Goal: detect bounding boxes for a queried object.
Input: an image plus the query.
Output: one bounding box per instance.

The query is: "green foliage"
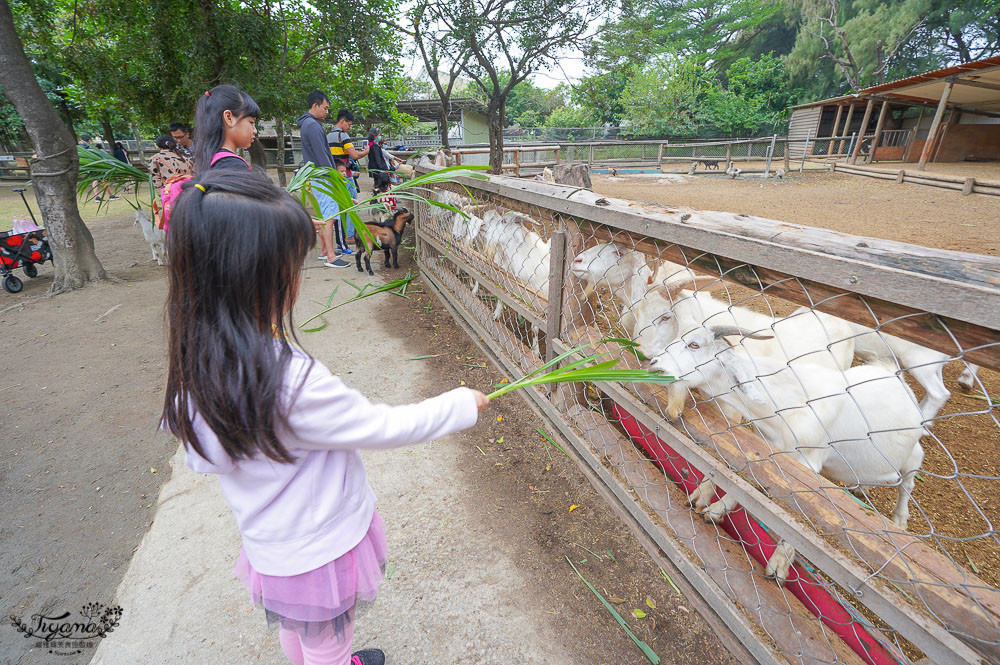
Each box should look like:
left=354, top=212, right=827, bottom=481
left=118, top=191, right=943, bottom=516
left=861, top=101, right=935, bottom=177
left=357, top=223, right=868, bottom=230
left=708, top=53, right=796, bottom=135
left=572, top=72, right=627, bottom=125
left=6, top=0, right=413, bottom=142
left=544, top=105, right=594, bottom=128
left=618, top=57, right=717, bottom=136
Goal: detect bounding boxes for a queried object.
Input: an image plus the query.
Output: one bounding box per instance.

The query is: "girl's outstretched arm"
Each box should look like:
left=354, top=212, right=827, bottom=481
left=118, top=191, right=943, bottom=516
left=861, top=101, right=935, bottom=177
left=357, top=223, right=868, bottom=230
left=286, top=364, right=485, bottom=452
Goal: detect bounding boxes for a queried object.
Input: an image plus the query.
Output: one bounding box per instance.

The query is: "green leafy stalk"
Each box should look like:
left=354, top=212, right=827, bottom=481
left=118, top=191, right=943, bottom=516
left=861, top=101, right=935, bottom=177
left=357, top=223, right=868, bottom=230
left=299, top=272, right=416, bottom=330
left=76, top=146, right=155, bottom=212
left=287, top=163, right=489, bottom=253
left=566, top=556, right=660, bottom=665
left=487, top=339, right=674, bottom=400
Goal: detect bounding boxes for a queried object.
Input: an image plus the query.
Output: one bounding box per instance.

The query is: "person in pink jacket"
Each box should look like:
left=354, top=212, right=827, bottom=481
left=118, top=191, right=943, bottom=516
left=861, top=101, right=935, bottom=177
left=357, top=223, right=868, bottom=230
left=160, top=169, right=489, bottom=665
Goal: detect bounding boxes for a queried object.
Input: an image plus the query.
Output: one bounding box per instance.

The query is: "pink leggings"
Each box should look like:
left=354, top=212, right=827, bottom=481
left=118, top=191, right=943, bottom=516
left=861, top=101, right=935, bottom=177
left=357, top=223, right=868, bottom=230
left=278, top=622, right=354, bottom=665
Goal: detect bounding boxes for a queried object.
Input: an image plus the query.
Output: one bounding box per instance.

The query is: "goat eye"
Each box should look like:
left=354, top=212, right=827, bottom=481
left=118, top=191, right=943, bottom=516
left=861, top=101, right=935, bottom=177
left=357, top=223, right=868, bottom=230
left=688, top=342, right=700, bottom=349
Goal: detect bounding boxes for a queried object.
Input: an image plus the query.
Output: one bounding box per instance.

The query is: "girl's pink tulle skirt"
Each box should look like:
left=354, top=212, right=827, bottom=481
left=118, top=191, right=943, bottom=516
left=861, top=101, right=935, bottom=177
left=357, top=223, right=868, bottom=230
left=234, top=509, right=387, bottom=644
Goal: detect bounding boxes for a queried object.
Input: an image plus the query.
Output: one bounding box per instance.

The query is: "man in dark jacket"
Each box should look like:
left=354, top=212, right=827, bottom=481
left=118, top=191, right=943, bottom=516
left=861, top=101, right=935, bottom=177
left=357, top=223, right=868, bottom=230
left=297, top=90, right=350, bottom=267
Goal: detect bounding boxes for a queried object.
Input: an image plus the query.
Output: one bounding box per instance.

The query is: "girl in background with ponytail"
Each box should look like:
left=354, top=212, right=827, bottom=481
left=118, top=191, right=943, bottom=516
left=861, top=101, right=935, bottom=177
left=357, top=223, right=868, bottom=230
left=192, top=84, right=259, bottom=173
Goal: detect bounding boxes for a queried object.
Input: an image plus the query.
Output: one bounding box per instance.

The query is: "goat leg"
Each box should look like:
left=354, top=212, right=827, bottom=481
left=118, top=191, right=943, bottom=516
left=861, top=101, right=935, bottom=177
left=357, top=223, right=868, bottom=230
left=383, top=247, right=391, bottom=268
left=355, top=247, right=364, bottom=272
left=364, top=253, right=373, bottom=276
left=391, top=244, right=399, bottom=269
left=764, top=540, right=796, bottom=586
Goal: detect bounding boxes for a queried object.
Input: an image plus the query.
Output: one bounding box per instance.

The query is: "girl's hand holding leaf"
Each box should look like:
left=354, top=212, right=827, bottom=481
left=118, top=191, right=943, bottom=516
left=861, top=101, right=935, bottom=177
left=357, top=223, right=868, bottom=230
left=472, top=390, right=490, bottom=411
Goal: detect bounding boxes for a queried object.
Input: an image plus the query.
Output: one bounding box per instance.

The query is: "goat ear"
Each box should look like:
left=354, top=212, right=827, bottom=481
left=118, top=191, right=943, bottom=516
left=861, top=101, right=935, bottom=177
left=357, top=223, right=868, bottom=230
left=717, top=351, right=769, bottom=405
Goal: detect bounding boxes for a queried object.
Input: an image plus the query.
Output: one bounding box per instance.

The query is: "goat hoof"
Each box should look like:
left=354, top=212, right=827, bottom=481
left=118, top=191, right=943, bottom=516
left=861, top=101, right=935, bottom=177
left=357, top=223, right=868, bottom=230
left=367, top=270, right=374, bottom=276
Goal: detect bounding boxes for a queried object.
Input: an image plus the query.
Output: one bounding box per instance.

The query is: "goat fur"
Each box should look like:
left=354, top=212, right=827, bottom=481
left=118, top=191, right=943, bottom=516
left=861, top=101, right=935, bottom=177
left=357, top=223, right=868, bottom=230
left=355, top=209, right=412, bottom=275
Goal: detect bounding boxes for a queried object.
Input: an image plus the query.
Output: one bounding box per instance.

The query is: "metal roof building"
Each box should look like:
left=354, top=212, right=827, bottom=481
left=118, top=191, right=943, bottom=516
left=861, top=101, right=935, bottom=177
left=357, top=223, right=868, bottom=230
left=787, top=56, right=1000, bottom=169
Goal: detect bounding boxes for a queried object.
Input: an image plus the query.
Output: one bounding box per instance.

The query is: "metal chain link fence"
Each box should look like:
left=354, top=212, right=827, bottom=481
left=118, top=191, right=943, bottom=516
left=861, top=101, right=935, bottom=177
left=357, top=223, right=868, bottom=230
left=413, top=170, right=1000, bottom=665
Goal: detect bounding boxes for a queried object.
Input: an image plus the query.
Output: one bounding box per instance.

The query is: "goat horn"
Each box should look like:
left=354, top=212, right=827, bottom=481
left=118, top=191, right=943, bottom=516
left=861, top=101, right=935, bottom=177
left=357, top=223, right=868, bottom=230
left=710, top=325, right=774, bottom=341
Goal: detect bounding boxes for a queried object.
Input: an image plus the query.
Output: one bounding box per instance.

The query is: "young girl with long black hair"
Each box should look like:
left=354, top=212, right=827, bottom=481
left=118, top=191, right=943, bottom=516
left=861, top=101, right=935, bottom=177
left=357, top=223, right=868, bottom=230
left=161, top=169, right=488, bottom=665
left=192, top=84, right=258, bottom=173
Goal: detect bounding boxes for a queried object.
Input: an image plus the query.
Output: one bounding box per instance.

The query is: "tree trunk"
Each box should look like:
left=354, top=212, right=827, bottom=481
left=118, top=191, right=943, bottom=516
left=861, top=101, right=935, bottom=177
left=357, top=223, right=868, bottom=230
left=100, top=112, right=115, bottom=152
left=58, top=98, right=77, bottom=141
left=438, top=100, right=450, bottom=149
left=247, top=134, right=267, bottom=172
left=487, top=100, right=504, bottom=174
left=275, top=117, right=287, bottom=187
left=0, top=0, right=107, bottom=292
left=130, top=120, right=147, bottom=166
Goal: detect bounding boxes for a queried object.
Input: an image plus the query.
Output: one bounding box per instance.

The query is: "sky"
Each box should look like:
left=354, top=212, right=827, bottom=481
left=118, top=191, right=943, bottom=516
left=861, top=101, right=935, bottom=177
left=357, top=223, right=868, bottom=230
left=399, top=2, right=606, bottom=92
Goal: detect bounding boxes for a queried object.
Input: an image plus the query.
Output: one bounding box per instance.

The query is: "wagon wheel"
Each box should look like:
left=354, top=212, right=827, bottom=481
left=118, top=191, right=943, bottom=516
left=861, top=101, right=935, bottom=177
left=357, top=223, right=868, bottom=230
left=3, top=274, right=23, bottom=293
left=23, top=263, right=37, bottom=278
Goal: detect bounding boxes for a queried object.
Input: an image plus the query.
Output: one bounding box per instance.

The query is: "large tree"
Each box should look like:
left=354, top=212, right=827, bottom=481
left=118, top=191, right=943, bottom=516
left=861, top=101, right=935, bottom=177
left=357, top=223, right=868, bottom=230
left=409, top=0, right=472, bottom=149
left=430, top=0, right=605, bottom=173
left=0, top=0, right=107, bottom=291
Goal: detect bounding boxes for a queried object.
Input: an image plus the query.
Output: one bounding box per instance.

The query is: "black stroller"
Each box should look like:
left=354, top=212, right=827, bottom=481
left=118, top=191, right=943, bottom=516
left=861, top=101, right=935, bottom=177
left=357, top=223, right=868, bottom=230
left=2, top=187, right=52, bottom=293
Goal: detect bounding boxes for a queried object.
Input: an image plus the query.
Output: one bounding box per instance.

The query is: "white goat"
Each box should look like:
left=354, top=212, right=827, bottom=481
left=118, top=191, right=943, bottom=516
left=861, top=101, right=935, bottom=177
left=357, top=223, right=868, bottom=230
left=650, top=324, right=926, bottom=584
left=847, top=324, right=982, bottom=422
left=134, top=210, right=167, bottom=265
left=570, top=243, right=855, bottom=419
left=477, top=211, right=550, bottom=354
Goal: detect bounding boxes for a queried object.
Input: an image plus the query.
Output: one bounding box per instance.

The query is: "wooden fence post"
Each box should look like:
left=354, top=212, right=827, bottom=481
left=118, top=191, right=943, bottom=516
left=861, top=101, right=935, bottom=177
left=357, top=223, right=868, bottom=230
left=918, top=81, right=954, bottom=171
left=849, top=98, right=875, bottom=165
left=514, top=148, right=520, bottom=177
left=866, top=101, right=890, bottom=165
left=783, top=138, right=790, bottom=171
left=800, top=128, right=812, bottom=172
left=962, top=177, right=975, bottom=195
left=765, top=134, right=776, bottom=175
left=657, top=142, right=664, bottom=167
left=545, top=229, right=567, bottom=363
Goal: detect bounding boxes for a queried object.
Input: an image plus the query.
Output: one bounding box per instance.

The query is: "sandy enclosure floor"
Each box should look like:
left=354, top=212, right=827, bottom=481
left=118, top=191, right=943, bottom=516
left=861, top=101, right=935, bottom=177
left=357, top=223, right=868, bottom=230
left=592, top=170, right=999, bottom=256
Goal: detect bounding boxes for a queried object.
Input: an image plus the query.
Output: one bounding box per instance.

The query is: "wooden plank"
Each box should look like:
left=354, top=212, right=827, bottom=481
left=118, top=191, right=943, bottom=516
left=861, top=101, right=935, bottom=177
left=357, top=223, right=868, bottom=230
left=438, top=175, right=1000, bottom=344
left=866, top=101, right=890, bottom=165
left=584, top=223, right=1000, bottom=372
left=442, top=178, right=1000, bottom=348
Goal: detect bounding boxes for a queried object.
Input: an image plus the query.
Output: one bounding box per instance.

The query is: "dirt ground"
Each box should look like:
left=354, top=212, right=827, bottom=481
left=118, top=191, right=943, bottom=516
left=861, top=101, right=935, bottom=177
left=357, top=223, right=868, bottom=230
left=591, top=169, right=1000, bottom=256
left=1, top=211, right=739, bottom=665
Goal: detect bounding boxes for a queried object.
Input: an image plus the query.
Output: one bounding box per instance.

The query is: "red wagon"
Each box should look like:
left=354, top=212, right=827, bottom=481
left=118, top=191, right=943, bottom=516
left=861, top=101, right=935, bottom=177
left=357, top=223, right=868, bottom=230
left=1, top=227, right=52, bottom=293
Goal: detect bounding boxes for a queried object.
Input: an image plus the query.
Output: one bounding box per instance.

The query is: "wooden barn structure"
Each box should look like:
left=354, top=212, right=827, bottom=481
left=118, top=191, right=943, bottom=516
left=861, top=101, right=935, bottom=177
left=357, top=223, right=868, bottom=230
left=787, top=56, right=1000, bottom=169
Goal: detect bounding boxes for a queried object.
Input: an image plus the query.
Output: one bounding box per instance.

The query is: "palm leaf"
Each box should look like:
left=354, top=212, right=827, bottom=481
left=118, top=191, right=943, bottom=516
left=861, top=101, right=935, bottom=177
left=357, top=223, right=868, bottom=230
left=76, top=146, right=154, bottom=213
left=286, top=162, right=488, bottom=253
left=487, top=339, right=675, bottom=400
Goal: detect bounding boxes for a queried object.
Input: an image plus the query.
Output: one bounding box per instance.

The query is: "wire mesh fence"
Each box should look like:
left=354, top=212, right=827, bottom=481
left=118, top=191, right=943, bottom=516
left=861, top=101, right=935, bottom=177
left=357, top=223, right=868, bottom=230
left=414, top=169, right=1000, bottom=665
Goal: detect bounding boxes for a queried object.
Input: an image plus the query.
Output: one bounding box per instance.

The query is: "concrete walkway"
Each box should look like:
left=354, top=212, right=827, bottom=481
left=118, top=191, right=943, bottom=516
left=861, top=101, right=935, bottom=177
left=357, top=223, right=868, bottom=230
left=89, top=265, right=573, bottom=665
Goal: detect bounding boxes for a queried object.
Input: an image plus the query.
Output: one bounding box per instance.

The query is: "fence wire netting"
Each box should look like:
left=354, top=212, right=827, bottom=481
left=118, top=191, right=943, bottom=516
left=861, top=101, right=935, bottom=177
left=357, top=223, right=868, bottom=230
left=414, top=176, right=1000, bottom=665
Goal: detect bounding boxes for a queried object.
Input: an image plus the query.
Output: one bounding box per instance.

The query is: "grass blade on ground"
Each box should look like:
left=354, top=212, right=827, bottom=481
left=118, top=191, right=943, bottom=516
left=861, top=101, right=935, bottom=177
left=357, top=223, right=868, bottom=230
left=566, top=557, right=660, bottom=665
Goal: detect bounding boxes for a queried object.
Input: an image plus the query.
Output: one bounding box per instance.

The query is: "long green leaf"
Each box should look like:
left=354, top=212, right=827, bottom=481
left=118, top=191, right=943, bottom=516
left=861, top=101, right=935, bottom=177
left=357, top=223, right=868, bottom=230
left=299, top=272, right=416, bottom=329
left=487, top=339, right=674, bottom=400
left=76, top=146, right=155, bottom=213
left=566, top=557, right=660, bottom=665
